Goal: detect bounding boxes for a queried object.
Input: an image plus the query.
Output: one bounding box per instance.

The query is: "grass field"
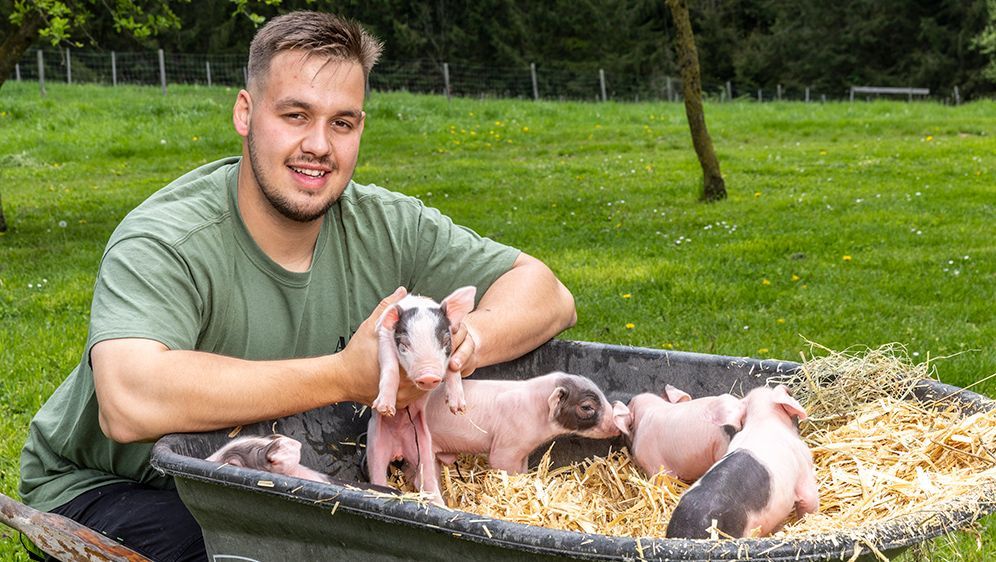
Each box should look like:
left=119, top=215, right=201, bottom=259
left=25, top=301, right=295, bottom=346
left=0, top=81, right=993, bottom=560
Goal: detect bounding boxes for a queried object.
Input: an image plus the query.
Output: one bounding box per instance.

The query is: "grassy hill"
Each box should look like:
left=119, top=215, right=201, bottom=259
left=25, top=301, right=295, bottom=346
left=0, top=82, right=993, bottom=559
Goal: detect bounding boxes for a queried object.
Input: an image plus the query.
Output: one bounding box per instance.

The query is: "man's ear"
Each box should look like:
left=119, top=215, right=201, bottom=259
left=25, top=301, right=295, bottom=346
left=233, top=89, right=252, bottom=137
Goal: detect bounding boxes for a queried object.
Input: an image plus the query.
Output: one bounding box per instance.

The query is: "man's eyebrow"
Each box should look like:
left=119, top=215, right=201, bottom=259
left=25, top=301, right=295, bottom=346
left=273, top=99, right=362, bottom=119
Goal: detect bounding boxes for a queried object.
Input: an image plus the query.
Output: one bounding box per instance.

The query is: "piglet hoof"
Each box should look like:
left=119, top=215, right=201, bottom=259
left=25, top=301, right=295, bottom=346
left=446, top=393, right=466, bottom=415
left=372, top=397, right=396, bottom=417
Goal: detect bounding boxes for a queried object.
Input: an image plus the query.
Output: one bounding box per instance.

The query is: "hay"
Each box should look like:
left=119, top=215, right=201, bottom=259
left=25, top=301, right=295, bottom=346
left=390, top=343, right=996, bottom=544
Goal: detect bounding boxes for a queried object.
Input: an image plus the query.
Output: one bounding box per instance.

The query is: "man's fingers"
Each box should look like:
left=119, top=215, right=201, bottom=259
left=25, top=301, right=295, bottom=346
left=448, top=324, right=477, bottom=376
left=370, top=286, right=407, bottom=322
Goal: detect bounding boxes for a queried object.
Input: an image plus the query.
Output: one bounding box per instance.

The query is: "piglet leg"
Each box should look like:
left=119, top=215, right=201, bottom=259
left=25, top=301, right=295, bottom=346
left=365, top=413, right=393, bottom=486
left=372, top=326, right=401, bottom=416
left=407, top=398, right=445, bottom=506
left=442, top=368, right=466, bottom=414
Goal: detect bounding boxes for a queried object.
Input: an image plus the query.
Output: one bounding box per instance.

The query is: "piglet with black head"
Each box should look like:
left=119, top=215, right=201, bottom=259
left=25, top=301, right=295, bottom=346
left=425, top=371, right=620, bottom=474
left=206, top=434, right=329, bottom=484
left=366, top=286, right=476, bottom=506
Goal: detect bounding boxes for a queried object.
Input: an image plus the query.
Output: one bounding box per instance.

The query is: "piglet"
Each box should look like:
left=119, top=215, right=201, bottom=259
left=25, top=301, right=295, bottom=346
left=366, top=286, right=476, bottom=505
left=665, top=385, right=819, bottom=539
left=206, top=434, right=330, bottom=484
left=425, top=371, right=620, bottom=474
left=613, top=384, right=746, bottom=481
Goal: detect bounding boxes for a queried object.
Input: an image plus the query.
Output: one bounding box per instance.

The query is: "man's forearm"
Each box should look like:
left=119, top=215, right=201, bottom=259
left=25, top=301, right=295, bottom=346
left=463, top=253, right=576, bottom=368
left=92, top=340, right=365, bottom=443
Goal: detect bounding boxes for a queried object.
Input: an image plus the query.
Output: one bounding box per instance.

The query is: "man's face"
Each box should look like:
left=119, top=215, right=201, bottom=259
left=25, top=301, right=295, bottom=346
left=234, top=51, right=366, bottom=223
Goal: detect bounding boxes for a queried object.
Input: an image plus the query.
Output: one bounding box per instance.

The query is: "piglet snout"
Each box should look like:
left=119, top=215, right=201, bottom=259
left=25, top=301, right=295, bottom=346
left=415, top=373, right=442, bottom=390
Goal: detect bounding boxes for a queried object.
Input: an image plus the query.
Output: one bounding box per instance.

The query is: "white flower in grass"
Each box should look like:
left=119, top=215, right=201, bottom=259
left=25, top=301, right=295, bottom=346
left=58, top=220, right=67, bottom=228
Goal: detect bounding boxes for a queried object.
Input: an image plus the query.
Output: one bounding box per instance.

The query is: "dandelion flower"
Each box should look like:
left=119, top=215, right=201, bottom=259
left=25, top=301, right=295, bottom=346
left=622, top=294, right=632, bottom=299
left=777, top=318, right=786, bottom=324
left=842, top=255, right=852, bottom=261
left=762, top=279, right=771, bottom=286
left=791, top=274, right=800, bottom=282
left=625, top=323, right=635, bottom=330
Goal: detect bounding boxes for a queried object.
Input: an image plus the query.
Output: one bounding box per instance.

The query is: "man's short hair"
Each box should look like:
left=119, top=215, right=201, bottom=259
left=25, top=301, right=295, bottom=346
left=247, top=11, right=383, bottom=90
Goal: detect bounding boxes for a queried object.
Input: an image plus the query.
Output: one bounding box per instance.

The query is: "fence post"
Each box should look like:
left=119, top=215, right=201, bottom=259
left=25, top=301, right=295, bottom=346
left=805, top=86, right=810, bottom=103
left=953, top=85, right=960, bottom=105
left=666, top=76, right=673, bottom=102
left=849, top=87, right=855, bottom=102
left=530, top=62, right=538, bottom=101
left=599, top=69, right=607, bottom=102
left=15, top=63, right=20, bottom=82
left=111, top=51, right=117, bottom=86
left=158, top=49, right=166, bottom=95
left=821, top=94, right=827, bottom=103
left=726, top=81, right=732, bottom=102
left=38, top=49, right=46, bottom=97
left=66, top=48, right=72, bottom=84
left=206, top=61, right=212, bottom=87
left=776, top=83, right=782, bottom=101
left=442, top=62, right=451, bottom=101
left=757, top=88, right=762, bottom=102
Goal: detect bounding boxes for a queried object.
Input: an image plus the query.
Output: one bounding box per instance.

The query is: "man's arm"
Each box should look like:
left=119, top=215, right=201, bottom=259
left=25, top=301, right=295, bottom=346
left=448, top=252, right=576, bottom=375
left=92, top=287, right=413, bottom=443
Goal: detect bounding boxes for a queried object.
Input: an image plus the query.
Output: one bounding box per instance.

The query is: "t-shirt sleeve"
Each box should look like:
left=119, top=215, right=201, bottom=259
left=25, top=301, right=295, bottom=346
left=86, top=236, right=202, bottom=356
left=407, top=203, right=520, bottom=302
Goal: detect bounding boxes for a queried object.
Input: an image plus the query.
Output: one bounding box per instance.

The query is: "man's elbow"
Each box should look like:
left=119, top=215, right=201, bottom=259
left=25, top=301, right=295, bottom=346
left=557, top=281, right=578, bottom=330
left=97, top=400, right=154, bottom=444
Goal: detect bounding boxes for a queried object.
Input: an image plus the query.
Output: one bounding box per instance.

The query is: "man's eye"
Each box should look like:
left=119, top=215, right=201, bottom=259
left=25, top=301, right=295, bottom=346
left=332, top=119, right=353, bottom=130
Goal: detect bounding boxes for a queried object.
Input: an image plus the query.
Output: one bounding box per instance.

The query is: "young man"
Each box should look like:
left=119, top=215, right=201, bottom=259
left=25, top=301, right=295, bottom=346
left=19, top=12, right=575, bottom=561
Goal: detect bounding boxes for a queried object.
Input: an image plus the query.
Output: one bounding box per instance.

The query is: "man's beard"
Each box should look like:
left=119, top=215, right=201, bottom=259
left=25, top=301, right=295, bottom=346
left=247, top=130, right=339, bottom=223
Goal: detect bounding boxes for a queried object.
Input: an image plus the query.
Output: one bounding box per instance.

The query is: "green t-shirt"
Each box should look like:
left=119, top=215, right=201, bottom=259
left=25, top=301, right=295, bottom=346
left=19, top=157, right=519, bottom=512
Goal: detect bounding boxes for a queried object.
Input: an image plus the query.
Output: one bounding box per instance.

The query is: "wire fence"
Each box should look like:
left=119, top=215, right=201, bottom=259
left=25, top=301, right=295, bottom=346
left=6, top=48, right=967, bottom=104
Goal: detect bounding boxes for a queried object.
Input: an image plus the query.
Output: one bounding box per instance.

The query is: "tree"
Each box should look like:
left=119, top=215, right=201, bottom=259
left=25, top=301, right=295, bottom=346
left=0, top=1, right=185, bottom=91
left=666, top=0, right=726, bottom=202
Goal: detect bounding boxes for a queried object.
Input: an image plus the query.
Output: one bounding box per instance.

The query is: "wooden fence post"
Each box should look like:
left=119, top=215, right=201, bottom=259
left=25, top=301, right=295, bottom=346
left=158, top=49, right=166, bottom=95
left=111, top=51, right=117, bottom=86
left=206, top=61, right=212, bottom=87
left=805, top=86, right=810, bottom=102
left=14, top=63, right=20, bottom=82
left=954, top=86, right=960, bottom=105
left=37, top=49, right=45, bottom=96
left=666, top=76, right=673, bottom=101
left=726, top=80, right=732, bottom=102
left=442, top=62, right=451, bottom=101
left=599, top=68, right=607, bottom=102
left=66, top=47, right=71, bottom=84
left=530, top=62, right=538, bottom=101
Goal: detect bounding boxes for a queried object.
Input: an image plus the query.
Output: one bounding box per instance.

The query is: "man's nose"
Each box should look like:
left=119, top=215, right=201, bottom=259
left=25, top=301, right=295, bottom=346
left=300, top=122, right=332, bottom=157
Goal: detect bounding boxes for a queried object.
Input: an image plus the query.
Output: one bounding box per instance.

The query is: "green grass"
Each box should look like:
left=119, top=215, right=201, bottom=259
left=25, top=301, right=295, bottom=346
left=1, top=81, right=993, bottom=560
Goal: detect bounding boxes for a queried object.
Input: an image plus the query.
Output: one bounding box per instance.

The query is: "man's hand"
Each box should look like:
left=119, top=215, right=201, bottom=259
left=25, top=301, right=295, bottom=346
left=448, top=321, right=480, bottom=378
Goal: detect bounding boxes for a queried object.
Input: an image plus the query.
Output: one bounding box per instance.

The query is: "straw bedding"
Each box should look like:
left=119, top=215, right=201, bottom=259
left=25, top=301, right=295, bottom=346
left=389, top=344, right=996, bottom=548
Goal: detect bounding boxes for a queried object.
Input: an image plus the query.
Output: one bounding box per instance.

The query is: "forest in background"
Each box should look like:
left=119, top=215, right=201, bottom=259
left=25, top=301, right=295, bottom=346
left=2, top=0, right=995, bottom=99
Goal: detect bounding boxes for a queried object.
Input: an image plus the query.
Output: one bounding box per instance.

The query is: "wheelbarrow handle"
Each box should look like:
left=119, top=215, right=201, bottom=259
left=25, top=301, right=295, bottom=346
left=0, top=492, right=152, bottom=562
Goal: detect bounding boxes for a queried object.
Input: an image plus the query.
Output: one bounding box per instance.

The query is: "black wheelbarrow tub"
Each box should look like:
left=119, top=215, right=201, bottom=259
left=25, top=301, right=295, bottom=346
left=150, top=339, right=995, bottom=561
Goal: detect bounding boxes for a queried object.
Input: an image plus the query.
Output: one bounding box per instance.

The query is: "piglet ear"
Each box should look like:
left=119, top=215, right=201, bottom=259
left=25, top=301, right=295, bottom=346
left=663, top=384, right=692, bottom=403
left=440, top=286, right=477, bottom=330
left=265, top=436, right=303, bottom=471
left=707, top=395, right=748, bottom=430
left=773, top=385, right=808, bottom=421
left=375, top=303, right=402, bottom=333
left=547, top=386, right=567, bottom=422
left=612, top=400, right=633, bottom=438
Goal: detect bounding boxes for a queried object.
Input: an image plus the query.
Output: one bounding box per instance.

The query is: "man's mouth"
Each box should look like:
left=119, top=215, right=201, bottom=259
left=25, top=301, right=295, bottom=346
left=290, top=166, right=328, bottom=178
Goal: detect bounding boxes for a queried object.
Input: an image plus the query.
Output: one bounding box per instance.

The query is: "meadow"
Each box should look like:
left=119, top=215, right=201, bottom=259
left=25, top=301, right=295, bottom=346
left=0, top=81, right=993, bottom=560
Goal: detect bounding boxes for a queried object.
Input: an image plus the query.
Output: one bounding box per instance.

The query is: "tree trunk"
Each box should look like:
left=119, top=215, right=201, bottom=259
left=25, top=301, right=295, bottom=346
left=0, top=8, right=45, bottom=91
left=666, top=0, right=727, bottom=202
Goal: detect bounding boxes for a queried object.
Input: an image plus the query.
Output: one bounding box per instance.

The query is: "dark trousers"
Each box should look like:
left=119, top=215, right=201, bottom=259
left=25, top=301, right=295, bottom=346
left=45, top=482, right=207, bottom=562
